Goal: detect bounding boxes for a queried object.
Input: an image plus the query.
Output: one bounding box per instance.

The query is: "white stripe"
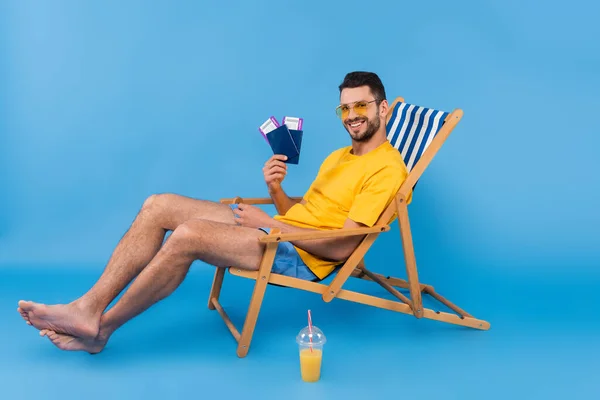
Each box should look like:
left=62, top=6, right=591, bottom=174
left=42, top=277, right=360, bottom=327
left=400, top=106, right=425, bottom=161
left=406, top=108, right=434, bottom=171
left=395, top=104, right=415, bottom=153
left=387, top=102, right=406, bottom=147
left=422, top=110, right=444, bottom=151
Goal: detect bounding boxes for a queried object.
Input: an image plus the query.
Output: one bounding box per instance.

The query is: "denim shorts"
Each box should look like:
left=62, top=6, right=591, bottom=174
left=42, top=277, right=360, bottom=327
left=229, top=204, right=318, bottom=281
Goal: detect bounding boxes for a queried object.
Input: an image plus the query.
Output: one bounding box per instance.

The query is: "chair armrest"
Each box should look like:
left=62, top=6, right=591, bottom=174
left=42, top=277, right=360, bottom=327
left=259, top=225, right=390, bottom=243
left=220, top=196, right=272, bottom=205
left=219, top=196, right=303, bottom=205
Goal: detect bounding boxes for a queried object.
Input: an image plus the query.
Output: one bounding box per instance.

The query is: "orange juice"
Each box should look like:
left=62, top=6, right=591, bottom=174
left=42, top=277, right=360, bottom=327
left=299, top=347, right=323, bottom=382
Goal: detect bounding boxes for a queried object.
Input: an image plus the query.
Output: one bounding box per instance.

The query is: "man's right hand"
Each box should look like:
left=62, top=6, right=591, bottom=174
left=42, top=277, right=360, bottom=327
left=263, top=154, right=288, bottom=193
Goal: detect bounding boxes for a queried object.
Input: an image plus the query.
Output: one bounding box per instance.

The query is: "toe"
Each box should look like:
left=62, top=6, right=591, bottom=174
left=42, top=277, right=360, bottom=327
left=20, top=301, right=41, bottom=314
left=50, top=337, right=64, bottom=348
left=18, top=308, right=32, bottom=324
left=18, top=300, right=33, bottom=310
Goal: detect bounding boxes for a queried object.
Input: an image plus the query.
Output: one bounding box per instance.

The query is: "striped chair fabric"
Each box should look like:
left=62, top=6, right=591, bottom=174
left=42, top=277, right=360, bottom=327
left=386, top=101, right=449, bottom=171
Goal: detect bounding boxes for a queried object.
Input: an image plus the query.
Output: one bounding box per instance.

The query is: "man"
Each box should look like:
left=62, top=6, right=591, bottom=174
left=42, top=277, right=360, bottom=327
left=17, top=71, right=410, bottom=354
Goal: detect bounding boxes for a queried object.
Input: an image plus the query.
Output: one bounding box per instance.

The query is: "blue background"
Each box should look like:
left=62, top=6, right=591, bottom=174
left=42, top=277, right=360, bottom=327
left=1, top=0, right=599, bottom=399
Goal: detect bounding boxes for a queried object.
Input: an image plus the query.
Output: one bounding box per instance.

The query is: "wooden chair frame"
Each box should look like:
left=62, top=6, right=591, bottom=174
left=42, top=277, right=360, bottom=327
left=208, top=97, right=491, bottom=358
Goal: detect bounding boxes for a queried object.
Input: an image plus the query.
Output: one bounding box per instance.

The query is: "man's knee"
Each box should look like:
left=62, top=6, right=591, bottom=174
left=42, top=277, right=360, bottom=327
left=142, top=193, right=173, bottom=212
left=166, top=221, right=204, bottom=252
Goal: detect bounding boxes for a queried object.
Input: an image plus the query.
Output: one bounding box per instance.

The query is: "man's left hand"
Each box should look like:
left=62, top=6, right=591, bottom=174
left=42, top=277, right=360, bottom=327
left=232, top=203, right=273, bottom=229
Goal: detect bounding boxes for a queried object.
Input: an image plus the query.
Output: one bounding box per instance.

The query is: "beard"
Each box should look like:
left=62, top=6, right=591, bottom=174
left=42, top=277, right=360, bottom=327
left=344, top=113, right=381, bottom=143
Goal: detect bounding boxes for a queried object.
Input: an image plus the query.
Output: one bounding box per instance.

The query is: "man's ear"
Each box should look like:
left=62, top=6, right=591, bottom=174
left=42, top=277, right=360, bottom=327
left=379, top=99, right=389, bottom=118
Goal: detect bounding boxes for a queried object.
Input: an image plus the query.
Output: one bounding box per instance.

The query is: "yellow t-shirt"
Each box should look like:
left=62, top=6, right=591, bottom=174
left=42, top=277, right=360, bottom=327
left=274, top=140, right=411, bottom=279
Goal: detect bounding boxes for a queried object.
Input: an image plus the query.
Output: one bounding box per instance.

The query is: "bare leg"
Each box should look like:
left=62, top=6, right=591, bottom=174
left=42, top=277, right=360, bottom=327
left=19, top=193, right=237, bottom=338
left=39, top=219, right=266, bottom=353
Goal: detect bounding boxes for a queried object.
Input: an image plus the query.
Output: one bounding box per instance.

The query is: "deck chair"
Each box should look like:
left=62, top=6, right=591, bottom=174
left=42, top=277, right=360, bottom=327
left=208, top=96, right=491, bottom=358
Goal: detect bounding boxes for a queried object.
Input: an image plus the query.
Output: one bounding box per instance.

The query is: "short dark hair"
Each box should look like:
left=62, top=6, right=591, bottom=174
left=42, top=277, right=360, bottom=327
left=338, top=71, right=386, bottom=102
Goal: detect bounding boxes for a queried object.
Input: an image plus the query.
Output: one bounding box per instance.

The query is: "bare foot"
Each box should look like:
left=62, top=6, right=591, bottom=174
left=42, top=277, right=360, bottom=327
left=39, top=329, right=107, bottom=354
left=18, top=300, right=99, bottom=339
left=17, top=307, right=32, bottom=325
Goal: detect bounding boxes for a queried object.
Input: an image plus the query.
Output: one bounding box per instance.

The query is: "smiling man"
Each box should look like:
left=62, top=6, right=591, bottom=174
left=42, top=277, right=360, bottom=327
left=17, top=71, right=410, bottom=354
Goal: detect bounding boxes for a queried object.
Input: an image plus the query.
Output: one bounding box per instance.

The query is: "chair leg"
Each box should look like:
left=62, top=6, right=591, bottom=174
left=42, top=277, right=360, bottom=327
left=357, top=258, right=366, bottom=269
left=397, top=197, right=424, bottom=318
left=208, top=267, right=226, bottom=310
left=236, top=276, right=268, bottom=357
left=236, top=240, right=279, bottom=358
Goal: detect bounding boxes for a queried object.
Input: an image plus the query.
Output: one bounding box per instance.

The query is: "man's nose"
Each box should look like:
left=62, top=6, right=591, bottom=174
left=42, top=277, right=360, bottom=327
left=347, top=106, right=359, bottom=120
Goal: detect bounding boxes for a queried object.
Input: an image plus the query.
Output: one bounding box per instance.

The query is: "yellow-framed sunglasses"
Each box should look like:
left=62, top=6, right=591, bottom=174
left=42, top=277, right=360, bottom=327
left=335, top=99, right=378, bottom=120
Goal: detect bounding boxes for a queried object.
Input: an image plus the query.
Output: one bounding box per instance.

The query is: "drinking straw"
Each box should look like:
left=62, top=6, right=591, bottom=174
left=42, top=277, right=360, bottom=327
left=308, top=309, right=313, bottom=352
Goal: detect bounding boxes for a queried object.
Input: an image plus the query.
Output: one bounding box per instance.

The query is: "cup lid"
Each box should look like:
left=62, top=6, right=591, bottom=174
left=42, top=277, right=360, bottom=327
left=296, top=325, right=326, bottom=346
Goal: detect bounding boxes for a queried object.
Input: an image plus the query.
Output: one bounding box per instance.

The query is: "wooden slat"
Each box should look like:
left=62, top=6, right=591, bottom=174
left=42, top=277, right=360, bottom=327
left=231, top=269, right=412, bottom=313
left=235, top=233, right=279, bottom=358
left=229, top=268, right=323, bottom=294
left=397, top=197, right=423, bottom=318
left=260, top=225, right=389, bottom=243
left=336, top=286, right=414, bottom=314
left=351, top=268, right=471, bottom=318
left=359, top=268, right=413, bottom=307
left=322, top=233, right=380, bottom=302
left=219, top=196, right=304, bottom=205
left=220, top=197, right=271, bottom=205
left=207, top=267, right=226, bottom=310
left=422, top=309, right=489, bottom=330
left=423, top=287, right=473, bottom=318
left=350, top=268, right=434, bottom=292
left=211, top=298, right=241, bottom=342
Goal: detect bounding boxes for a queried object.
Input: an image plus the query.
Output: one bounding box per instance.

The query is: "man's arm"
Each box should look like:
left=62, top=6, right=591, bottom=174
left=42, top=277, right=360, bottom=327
left=266, top=164, right=404, bottom=261
left=267, top=217, right=367, bottom=261
left=269, top=187, right=304, bottom=216
left=263, top=154, right=306, bottom=215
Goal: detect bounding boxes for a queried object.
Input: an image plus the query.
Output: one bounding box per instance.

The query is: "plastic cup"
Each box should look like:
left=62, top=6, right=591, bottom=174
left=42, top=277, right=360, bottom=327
left=296, top=325, right=326, bottom=382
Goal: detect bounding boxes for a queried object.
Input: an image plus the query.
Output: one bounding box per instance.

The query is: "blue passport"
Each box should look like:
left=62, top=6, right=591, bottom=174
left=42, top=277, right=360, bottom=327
left=266, top=125, right=301, bottom=164
left=287, top=129, right=303, bottom=164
